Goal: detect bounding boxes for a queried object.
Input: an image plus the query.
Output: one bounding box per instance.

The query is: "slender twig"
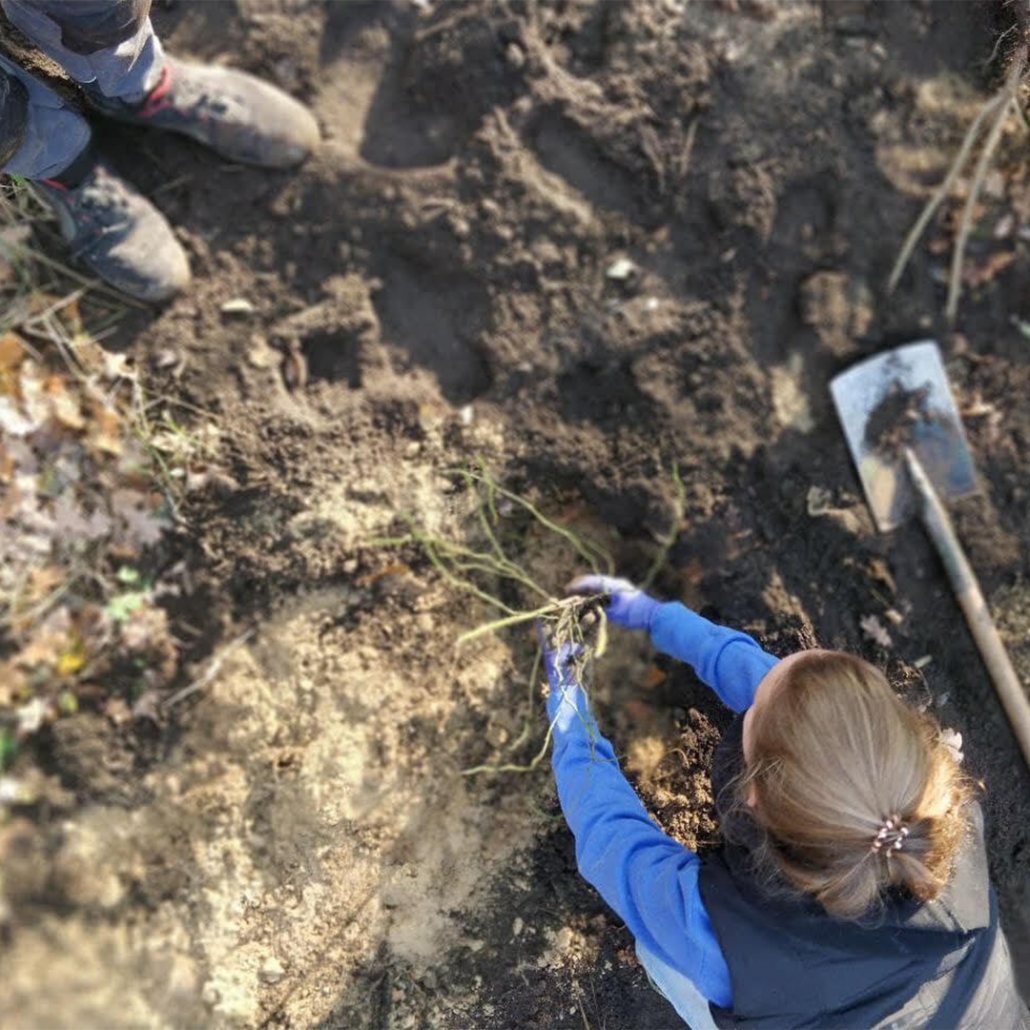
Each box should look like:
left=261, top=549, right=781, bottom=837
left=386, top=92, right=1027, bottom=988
left=947, top=53, right=1026, bottom=323
left=163, top=628, right=256, bottom=708
left=574, top=981, right=592, bottom=1030
left=888, top=90, right=1006, bottom=293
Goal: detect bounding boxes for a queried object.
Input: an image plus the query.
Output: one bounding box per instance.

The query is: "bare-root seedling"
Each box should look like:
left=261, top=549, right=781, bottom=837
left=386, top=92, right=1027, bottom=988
left=376, top=467, right=614, bottom=776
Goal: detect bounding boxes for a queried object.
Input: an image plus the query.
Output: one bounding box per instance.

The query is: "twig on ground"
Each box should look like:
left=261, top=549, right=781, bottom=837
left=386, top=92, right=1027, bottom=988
left=887, top=90, right=1007, bottom=294
left=888, top=49, right=1027, bottom=323
left=947, top=53, right=1027, bottom=323
left=574, top=980, right=592, bottom=1030
left=163, top=628, right=256, bottom=708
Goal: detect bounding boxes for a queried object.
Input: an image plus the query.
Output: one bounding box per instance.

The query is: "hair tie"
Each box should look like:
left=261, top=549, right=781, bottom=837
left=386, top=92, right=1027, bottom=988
left=871, top=814, right=909, bottom=854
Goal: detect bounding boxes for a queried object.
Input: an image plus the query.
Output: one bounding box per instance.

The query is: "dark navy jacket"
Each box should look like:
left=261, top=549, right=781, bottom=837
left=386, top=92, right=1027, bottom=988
left=699, top=716, right=1029, bottom=1029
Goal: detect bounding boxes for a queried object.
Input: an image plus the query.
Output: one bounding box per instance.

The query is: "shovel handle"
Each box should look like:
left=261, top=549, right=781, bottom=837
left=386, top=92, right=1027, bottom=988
left=904, top=449, right=1030, bottom=773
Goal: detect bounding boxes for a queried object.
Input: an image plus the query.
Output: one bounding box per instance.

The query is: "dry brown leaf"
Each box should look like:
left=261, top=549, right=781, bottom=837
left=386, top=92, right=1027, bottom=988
left=57, top=298, right=83, bottom=335
left=860, top=613, right=893, bottom=649
left=87, top=402, right=123, bottom=456
left=104, top=697, right=133, bottom=727
left=52, top=491, right=112, bottom=542
left=111, top=488, right=169, bottom=547
left=866, top=557, right=897, bottom=595
left=55, top=640, right=86, bottom=677
left=45, top=376, right=86, bottom=431
left=18, top=362, right=48, bottom=427
left=964, top=250, right=1014, bottom=289
left=69, top=343, right=137, bottom=385
left=0, top=396, right=34, bottom=436
left=23, top=564, right=65, bottom=605
left=356, top=562, right=412, bottom=588
left=0, top=332, right=26, bottom=373
left=643, top=664, right=668, bottom=689
left=18, top=626, right=72, bottom=670
left=0, top=660, right=28, bottom=707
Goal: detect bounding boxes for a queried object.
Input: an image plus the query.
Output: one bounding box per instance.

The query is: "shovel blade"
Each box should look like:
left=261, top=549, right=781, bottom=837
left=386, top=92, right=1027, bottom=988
left=830, top=341, right=978, bottom=533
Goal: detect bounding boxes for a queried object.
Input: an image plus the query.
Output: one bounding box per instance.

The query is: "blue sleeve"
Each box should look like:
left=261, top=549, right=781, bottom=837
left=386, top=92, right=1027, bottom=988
left=650, top=602, right=779, bottom=712
left=547, top=679, right=733, bottom=1008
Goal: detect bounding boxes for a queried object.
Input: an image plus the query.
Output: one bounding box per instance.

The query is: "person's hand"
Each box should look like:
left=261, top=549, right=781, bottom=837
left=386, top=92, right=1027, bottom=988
left=537, top=619, right=584, bottom=693
left=567, top=574, right=662, bottom=632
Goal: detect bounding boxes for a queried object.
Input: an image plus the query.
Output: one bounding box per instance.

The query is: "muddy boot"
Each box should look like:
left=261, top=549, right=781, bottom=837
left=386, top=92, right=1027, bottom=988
left=87, top=57, right=320, bottom=169
left=36, top=146, right=190, bottom=303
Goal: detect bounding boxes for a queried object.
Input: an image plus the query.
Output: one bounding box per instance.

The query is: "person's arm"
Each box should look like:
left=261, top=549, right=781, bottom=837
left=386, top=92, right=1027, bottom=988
left=650, top=602, right=778, bottom=712
left=544, top=646, right=733, bottom=1008
left=570, top=576, right=778, bottom=712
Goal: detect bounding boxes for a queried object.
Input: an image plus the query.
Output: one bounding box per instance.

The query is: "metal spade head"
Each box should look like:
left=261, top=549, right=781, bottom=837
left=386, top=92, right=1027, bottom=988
left=830, top=340, right=978, bottom=533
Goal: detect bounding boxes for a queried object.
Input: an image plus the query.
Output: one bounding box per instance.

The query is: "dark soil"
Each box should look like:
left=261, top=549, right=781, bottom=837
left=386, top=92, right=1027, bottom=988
left=864, top=381, right=935, bottom=454
left=3, top=1, right=1030, bottom=1027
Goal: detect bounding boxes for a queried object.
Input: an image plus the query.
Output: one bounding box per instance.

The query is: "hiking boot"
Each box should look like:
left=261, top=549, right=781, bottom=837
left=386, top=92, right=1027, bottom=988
left=87, top=57, right=320, bottom=169
left=36, top=146, right=190, bottom=303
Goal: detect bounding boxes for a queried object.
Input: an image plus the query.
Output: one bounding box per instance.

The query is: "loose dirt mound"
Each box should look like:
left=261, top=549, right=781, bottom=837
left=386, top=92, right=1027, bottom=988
left=3, top=2, right=1029, bottom=1027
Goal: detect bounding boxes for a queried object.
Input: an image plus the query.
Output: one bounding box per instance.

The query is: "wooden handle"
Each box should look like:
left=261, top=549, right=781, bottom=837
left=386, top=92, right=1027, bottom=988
left=904, top=449, right=1030, bottom=772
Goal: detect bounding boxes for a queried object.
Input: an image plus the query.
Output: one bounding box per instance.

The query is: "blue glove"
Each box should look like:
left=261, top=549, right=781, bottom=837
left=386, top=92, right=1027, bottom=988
left=537, top=619, right=591, bottom=733
left=537, top=619, right=584, bottom=691
left=567, top=574, right=662, bottom=632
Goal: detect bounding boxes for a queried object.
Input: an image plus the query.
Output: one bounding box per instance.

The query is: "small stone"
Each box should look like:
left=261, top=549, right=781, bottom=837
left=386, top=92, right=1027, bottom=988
left=247, top=336, right=280, bottom=370
left=201, top=982, right=220, bottom=1006
left=404, top=440, right=421, bottom=458
left=512, top=916, right=524, bottom=937
left=259, top=957, right=286, bottom=984
left=154, top=347, right=182, bottom=370
left=458, top=404, right=474, bottom=425
left=505, top=42, right=525, bottom=68
left=221, top=298, right=256, bottom=316
left=606, top=257, right=637, bottom=281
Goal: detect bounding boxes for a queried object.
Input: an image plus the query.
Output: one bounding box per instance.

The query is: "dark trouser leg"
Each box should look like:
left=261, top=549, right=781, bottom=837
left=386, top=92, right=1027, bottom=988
left=1, top=0, right=164, bottom=100
left=0, top=52, right=90, bottom=178
left=0, top=65, right=29, bottom=169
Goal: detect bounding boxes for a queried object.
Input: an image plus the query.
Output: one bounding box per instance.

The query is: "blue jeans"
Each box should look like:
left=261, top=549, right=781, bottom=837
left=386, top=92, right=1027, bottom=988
left=0, top=0, right=165, bottom=178
left=636, top=940, right=720, bottom=1030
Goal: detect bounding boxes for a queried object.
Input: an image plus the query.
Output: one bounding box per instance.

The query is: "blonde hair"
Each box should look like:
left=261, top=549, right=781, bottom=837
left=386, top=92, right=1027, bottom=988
left=740, top=651, right=974, bottom=921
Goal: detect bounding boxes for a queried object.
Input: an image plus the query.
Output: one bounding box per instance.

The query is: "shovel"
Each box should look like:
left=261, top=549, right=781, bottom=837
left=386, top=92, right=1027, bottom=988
left=830, top=340, right=1030, bottom=772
